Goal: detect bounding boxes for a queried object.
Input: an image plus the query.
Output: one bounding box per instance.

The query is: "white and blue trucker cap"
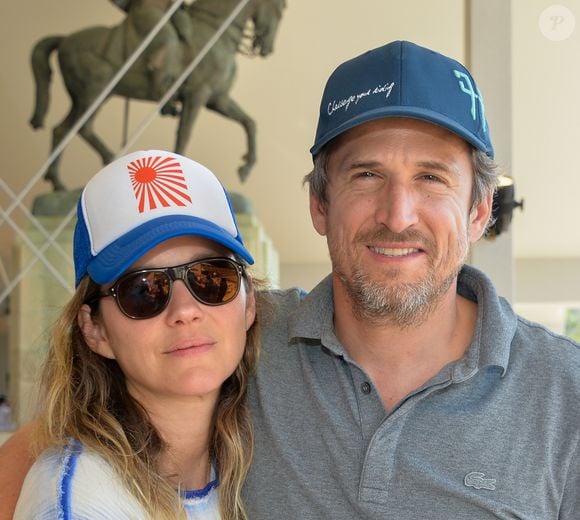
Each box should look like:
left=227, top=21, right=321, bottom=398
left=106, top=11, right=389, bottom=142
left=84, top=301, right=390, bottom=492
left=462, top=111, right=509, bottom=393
left=311, top=40, right=494, bottom=158
left=74, top=150, right=254, bottom=286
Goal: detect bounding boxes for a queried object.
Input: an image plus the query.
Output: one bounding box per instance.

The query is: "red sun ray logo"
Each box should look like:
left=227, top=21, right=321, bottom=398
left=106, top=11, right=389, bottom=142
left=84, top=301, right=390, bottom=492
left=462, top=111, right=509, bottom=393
left=127, top=155, right=192, bottom=213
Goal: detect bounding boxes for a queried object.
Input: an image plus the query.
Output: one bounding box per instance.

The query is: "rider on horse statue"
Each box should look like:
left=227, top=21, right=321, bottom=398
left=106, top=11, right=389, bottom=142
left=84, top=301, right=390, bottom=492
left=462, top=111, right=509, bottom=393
left=109, top=0, right=194, bottom=101
left=29, top=0, right=286, bottom=190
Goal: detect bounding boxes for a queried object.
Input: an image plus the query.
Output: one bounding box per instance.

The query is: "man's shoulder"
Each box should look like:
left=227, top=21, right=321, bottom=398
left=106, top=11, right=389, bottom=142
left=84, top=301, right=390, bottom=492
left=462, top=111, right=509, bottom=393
left=517, top=314, right=580, bottom=350
left=260, top=286, right=308, bottom=303
left=512, top=314, right=580, bottom=383
left=254, top=287, right=309, bottom=355
left=515, top=314, right=580, bottom=353
left=257, top=286, right=308, bottom=321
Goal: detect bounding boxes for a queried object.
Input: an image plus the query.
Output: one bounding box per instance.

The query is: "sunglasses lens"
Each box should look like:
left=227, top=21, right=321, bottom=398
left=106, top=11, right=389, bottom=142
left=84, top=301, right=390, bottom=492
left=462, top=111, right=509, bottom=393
left=116, top=271, right=171, bottom=318
left=186, top=259, right=241, bottom=305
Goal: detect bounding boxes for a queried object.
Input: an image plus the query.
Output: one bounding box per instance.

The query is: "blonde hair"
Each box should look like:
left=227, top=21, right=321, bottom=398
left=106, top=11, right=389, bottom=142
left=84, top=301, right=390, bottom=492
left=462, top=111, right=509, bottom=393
left=35, top=274, right=260, bottom=519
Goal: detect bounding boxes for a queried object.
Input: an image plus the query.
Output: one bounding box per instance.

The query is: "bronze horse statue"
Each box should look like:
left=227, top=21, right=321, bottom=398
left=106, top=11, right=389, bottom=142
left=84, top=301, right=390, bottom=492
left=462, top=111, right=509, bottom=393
left=29, top=0, right=286, bottom=191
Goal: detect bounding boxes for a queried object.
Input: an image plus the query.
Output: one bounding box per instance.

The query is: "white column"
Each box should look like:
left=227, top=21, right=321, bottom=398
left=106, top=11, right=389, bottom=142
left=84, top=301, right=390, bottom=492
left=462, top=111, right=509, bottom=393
left=467, top=0, right=515, bottom=301
left=9, top=218, right=75, bottom=426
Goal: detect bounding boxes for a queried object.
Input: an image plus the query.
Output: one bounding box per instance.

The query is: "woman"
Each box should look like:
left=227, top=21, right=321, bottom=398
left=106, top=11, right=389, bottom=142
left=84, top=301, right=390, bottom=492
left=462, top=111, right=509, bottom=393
left=13, top=150, right=258, bottom=519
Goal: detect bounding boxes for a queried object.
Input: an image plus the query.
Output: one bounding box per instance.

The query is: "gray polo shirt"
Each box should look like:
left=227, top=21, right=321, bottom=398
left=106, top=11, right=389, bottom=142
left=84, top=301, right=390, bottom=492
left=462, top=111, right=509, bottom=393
left=245, top=265, right=580, bottom=519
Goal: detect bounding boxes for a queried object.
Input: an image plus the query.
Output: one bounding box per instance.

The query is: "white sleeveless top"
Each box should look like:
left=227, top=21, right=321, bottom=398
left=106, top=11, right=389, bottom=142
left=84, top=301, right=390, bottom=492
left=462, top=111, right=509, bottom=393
left=14, top=440, right=220, bottom=519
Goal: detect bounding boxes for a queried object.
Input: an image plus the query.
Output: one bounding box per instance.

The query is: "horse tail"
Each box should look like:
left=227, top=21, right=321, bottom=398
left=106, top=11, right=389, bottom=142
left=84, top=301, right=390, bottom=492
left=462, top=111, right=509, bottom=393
left=29, top=36, right=63, bottom=129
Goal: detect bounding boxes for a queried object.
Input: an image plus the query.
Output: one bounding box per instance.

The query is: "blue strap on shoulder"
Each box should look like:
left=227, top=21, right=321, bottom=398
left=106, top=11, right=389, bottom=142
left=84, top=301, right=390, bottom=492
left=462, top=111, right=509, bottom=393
left=57, top=440, right=83, bottom=520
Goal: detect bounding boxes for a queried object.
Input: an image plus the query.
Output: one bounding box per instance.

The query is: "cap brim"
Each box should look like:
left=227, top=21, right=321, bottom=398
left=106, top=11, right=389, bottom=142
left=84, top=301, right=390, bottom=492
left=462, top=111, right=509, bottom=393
left=87, top=215, right=254, bottom=284
left=309, top=107, right=494, bottom=158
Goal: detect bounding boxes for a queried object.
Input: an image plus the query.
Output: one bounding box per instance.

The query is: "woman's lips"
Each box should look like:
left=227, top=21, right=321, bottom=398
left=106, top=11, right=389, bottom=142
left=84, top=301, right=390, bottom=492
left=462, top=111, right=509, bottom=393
left=164, top=338, right=215, bottom=356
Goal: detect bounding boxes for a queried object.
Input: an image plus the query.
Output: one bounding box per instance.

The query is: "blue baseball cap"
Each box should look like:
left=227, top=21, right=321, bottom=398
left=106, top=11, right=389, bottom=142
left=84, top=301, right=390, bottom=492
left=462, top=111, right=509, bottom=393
left=73, top=150, right=254, bottom=286
left=311, top=40, right=493, bottom=158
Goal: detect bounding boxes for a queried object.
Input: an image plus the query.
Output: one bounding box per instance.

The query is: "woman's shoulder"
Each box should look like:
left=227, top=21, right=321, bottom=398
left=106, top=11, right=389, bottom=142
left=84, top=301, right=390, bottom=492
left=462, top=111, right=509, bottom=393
left=14, top=440, right=144, bottom=519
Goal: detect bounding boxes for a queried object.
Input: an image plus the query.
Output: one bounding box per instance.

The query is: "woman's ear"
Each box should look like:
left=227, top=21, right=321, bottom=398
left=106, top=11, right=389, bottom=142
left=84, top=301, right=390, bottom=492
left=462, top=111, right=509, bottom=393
left=77, top=304, right=116, bottom=360
left=243, top=276, right=257, bottom=331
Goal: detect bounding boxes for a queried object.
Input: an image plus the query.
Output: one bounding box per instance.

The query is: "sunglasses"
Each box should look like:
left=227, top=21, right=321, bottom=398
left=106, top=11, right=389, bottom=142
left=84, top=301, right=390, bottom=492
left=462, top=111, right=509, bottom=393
left=88, top=257, right=246, bottom=319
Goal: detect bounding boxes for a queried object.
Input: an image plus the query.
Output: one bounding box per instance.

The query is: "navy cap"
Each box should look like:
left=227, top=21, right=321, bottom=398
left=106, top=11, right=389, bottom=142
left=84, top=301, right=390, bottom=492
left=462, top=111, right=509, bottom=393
left=311, top=40, right=493, bottom=158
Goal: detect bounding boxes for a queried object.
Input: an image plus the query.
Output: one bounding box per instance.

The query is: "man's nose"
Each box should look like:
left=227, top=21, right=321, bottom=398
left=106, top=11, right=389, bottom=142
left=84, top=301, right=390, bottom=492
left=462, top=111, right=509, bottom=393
left=374, top=183, right=419, bottom=234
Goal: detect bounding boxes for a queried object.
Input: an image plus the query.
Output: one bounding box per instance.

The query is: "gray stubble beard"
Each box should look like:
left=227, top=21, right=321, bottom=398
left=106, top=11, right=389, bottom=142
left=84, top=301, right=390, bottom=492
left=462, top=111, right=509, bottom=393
left=340, top=264, right=461, bottom=329
left=335, top=228, right=468, bottom=329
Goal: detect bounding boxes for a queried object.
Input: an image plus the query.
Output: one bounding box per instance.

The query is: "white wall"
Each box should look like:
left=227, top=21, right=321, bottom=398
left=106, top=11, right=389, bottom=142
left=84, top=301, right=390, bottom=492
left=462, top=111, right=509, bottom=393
left=512, top=0, right=580, bottom=308
left=512, top=0, right=580, bottom=260
left=468, top=0, right=515, bottom=301
left=0, top=0, right=466, bottom=290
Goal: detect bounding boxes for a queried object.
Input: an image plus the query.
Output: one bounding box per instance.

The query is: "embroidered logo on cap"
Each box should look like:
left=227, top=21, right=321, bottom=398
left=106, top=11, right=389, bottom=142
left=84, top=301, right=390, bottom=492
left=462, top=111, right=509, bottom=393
left=128, top=155, right=192, bottom=213
left=326, top=82, right=396, bottom=116
left=454, top=70, right=487, bottom=132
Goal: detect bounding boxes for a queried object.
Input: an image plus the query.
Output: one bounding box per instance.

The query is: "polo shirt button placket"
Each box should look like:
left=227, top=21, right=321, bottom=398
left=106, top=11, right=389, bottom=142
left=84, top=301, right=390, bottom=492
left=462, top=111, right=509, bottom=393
left=361, top=381, right=372, bottom=394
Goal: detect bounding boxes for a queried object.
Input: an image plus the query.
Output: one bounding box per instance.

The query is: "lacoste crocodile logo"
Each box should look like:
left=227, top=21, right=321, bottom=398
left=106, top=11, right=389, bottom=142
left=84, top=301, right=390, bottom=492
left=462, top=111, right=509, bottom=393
left=464, top=471, right=496, bottom=491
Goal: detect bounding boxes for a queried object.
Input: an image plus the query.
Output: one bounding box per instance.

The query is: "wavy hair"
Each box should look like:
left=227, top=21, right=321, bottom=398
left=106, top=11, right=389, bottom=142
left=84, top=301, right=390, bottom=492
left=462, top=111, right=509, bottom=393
left=34, top=272, right=260, bottom=519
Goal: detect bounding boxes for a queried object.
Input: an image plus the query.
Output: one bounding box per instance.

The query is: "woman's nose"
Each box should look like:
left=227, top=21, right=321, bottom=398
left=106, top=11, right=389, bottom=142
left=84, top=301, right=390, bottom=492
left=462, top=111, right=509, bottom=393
left=164, top=279, right=204, bottom=324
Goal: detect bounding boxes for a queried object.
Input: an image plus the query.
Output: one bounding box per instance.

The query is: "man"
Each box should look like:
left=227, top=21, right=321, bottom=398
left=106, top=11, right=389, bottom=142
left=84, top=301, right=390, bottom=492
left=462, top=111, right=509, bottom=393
left=2, top=41, right=579, bottom=519
left=243, top=41, right=580, bottom=519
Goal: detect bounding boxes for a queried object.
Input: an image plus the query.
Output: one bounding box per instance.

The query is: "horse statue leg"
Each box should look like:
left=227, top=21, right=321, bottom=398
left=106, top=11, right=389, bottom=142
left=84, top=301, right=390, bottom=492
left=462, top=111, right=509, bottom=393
left=174, top=87, right=212, bottom=155
left=30, top=29, right=117, bottom=191
left=46, top=107, right=78, bottom=191
left=46, top=94, right=114, bottom=192
left=77, top=113, right=115, bottom=167
left=28, top=34, right=68, bottom=191
left=29, top=36, right=64, bottom=130
left=206, top=92, right=256, bottom=183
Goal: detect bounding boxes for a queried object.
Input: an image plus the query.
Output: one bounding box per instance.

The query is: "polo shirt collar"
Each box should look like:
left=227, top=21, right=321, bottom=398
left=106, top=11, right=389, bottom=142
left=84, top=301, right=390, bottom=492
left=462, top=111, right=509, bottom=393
left=287, top=265, right=517, bottom=377
left=287, top=274, right=343, bottom=352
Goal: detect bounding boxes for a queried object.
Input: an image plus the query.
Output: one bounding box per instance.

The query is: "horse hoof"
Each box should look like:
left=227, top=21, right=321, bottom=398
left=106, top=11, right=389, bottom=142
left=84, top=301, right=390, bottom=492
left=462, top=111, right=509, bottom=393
left=161, top=103, right=180, bottom=117
left=44, top=172, right=66, bottom=192
left=238, top=165, right=251, bottom=183
left=29, top=117, right=43, bottom=130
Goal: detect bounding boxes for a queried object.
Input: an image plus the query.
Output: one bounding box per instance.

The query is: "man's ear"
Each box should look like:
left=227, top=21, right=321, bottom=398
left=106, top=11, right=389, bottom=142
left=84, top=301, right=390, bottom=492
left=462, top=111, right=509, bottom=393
left=469, top=190, right=494, bottom=242
left=309, top=193, right=329, bottom=237
left=77, top=305, right=116, bottom=360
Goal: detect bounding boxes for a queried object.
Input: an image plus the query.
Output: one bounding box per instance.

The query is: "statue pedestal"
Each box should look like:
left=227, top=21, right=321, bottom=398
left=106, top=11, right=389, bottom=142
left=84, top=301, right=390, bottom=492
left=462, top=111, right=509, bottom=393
left=236, top=212, right=279, bottom=286
left=31, top=189, right=82, bottom=217
left=9, top=199, right=278, bottom=425
left=9, top=217, right=75, bottom=426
